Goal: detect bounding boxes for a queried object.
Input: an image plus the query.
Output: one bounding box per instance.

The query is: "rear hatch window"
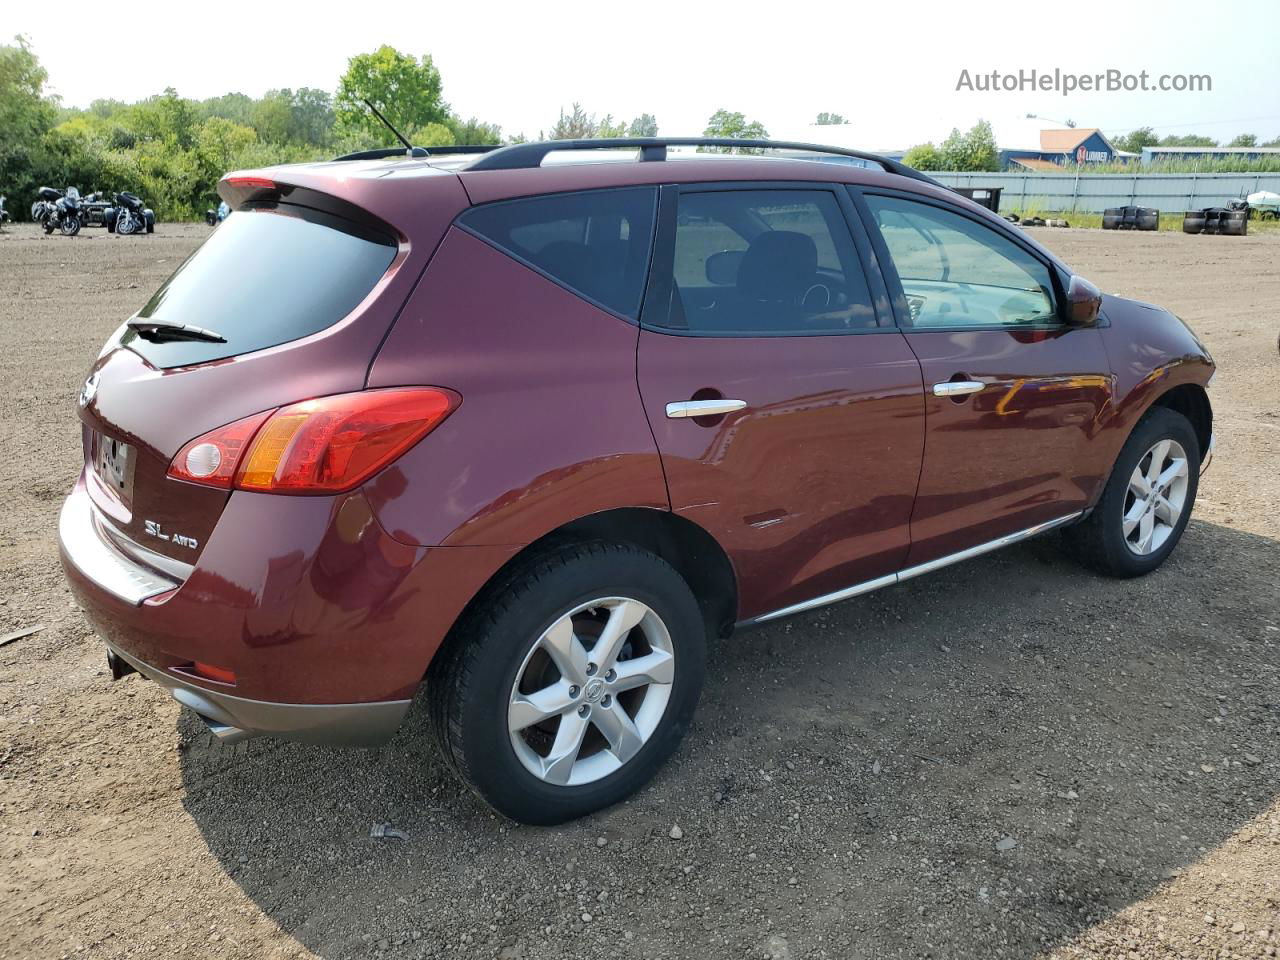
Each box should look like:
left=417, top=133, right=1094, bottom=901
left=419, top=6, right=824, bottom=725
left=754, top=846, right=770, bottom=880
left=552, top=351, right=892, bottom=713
left=123, top=203, right=397, bottom=368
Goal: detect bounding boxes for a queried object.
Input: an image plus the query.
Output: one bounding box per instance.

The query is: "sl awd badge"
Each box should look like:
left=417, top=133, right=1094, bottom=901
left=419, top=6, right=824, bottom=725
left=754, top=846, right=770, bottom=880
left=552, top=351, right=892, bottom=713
left=144, top=520, right=198, bottom=549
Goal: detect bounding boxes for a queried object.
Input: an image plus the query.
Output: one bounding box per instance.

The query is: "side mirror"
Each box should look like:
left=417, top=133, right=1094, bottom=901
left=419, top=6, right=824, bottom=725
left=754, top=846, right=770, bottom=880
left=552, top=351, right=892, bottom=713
left=1065, top=275, right=1102, bottom=327
left=705, top=249, right=744, bottom=286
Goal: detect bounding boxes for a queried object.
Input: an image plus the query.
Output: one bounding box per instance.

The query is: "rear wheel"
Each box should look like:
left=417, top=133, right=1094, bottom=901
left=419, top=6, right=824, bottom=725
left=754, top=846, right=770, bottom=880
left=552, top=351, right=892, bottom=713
left=430, top=541, right=706, bottom=824
left=1064, top=407, right=1200, bottom=577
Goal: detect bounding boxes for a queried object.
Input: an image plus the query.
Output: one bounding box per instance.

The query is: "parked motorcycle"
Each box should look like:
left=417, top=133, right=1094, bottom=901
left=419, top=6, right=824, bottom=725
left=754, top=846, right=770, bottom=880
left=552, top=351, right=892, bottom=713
left=0, top=194, right=9, bottom=229
left=104, top=192, right=155, bottom=235
left=42, top=186, right=82, bottom=236
left=32, top=186, right=63, bottom=225
left=79, top=192, right=113, bottom=228
left=204, top=200, right=231, bottom=226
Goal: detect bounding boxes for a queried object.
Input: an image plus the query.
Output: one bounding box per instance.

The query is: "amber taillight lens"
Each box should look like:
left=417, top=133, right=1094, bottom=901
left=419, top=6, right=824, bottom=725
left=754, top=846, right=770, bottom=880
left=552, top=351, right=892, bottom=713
left=166, top=388, right=459, bottom=494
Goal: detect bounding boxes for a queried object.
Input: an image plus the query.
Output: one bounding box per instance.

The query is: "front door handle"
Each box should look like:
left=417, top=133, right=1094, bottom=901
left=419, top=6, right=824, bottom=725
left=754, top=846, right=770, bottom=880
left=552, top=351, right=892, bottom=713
left=932, top=380, right=985, bottom=398
left=666, top=399, right=747, bottom=419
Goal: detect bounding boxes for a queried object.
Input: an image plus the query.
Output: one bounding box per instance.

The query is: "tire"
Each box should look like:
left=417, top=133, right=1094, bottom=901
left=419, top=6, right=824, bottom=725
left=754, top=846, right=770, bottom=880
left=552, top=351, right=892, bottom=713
left=1063, top=407, right=1200, bottom=578
left=117, top=212, right=138, bottom=235
left=60, top=216, right=81, bottom=236
left=429, top=540, right=706, bottom=825
left=145, top=219, right=154, bottom=234
left=43, top=220, right=54, bottom=234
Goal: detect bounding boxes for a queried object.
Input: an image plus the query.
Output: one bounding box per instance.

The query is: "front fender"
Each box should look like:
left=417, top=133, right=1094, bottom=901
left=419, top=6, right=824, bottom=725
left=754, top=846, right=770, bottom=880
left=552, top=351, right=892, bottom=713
left=1093, top=294, right=1214, bottom=473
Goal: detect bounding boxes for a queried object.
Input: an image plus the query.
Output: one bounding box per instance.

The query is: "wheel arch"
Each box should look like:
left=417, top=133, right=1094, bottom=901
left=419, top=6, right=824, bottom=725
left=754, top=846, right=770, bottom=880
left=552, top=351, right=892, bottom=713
left=427, top=508, right=739, bottom=681
left=1147, top=382, right=1212, bottom=458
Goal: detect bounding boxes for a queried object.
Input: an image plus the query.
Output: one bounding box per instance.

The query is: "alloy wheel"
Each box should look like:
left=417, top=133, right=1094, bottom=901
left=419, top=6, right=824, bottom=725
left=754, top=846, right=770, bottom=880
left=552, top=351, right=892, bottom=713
left=508, top=597, right=675, bottom=787
left=1122, top=438, right=1190, bottom=555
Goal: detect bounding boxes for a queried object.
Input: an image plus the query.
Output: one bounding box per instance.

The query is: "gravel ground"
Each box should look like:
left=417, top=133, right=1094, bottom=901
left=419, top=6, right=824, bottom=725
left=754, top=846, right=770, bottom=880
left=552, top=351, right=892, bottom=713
left=1, top=221, right=1278, bottom=960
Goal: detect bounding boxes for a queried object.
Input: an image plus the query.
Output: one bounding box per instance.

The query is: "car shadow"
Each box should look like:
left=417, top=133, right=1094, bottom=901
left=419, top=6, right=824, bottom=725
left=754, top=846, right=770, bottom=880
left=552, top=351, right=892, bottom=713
left=178, top=517, right=1280, bottom=959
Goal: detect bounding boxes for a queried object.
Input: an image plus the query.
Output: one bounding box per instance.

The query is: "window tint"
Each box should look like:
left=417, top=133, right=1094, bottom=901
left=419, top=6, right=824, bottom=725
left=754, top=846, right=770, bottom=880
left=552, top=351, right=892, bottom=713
left=656, top=189, right=876, bottom=335
left=122, top=204, right=397, bottom=369
left=864, top=195, right=1058, bottom=328
left=460, top=187, right=657, bottom=320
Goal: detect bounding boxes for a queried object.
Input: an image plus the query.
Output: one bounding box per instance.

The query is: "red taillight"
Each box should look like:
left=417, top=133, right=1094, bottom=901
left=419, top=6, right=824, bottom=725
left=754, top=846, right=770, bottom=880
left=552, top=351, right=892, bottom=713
left=166, top=388, right=459, bottom=495
left=225, top=176, right=277, bottom=190
left=168, top=410, right=273, bottom=488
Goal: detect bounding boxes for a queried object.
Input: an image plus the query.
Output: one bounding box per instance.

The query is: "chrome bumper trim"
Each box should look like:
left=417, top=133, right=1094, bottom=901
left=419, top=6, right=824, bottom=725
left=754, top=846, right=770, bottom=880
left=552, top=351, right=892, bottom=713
left=108, top=644, right=412, bottom=748
left=59, top=489, right=179, bottom=605
left=746, top=511, right=1083, bottom=625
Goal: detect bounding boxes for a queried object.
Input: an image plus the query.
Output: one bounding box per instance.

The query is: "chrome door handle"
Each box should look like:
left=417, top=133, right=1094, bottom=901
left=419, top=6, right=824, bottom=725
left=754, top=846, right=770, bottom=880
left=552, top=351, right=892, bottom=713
left=665, top=399, right=747, bottom=419
left=932, top=380, right=985, bottom=398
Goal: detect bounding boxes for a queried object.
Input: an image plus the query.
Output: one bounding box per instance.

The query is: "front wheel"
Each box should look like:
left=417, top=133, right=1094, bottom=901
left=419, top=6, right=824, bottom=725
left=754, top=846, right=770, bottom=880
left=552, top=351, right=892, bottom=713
left=1064, top=407, right=1200, bottom=577
left=60, top=216, right=81, bottom=236
left=116, top=212, right=138, bottom=235
left=429, top=541, right=706, bottom=825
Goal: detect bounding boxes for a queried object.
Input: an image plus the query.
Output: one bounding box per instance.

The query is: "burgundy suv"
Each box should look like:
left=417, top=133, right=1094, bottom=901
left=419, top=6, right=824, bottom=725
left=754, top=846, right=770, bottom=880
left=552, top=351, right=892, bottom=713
left=59, top=138, right=1214, bottom=824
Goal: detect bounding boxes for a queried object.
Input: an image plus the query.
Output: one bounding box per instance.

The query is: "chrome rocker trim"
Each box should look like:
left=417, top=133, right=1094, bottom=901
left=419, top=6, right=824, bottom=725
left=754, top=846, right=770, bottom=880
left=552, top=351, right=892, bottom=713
left=745, top=511, right=1084, bottom=625
left=108, top=644, right=412, bottom=747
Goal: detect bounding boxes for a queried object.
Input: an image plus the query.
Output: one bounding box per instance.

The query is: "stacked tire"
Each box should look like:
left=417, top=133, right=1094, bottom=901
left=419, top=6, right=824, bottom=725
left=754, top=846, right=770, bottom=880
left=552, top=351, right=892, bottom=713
left=1102, top=206, right=1159, bottom=231
left=1184, top=208, right=1247, bottom=236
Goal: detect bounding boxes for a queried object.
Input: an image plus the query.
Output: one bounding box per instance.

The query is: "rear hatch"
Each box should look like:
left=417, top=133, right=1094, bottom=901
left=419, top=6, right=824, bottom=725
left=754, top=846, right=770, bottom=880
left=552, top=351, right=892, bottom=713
left=77, top=164, right=470, bottom=566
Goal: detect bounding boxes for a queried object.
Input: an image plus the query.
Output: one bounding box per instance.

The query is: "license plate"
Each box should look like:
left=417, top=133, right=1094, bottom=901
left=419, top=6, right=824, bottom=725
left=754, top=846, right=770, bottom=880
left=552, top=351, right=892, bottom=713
left=91, top=431, right=133, bottom=505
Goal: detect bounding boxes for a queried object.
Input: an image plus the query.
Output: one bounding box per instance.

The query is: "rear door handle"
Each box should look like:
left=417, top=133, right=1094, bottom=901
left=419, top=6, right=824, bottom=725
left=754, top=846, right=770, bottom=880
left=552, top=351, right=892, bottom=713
left=932, top=380, right=985, bottom=397
left=665, top=399, right=747, bottom=419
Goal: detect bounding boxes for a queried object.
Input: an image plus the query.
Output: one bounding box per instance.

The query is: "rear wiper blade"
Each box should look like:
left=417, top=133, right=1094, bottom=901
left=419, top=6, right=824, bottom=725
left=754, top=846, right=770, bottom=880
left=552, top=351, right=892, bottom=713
left=126, top=319, right=227, bottom=343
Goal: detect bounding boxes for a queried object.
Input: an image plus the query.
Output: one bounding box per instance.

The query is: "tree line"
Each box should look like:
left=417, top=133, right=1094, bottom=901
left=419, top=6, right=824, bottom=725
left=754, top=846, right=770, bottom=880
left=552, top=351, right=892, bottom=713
left=2, top=36, right=784, bottom=221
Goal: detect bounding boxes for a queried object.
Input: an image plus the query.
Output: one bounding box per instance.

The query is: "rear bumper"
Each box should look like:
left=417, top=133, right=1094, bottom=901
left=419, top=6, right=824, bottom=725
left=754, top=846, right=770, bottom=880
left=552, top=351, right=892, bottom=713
left=58, top=474, right=520, bottom=737
left=107, top=643, right=410, bottom=746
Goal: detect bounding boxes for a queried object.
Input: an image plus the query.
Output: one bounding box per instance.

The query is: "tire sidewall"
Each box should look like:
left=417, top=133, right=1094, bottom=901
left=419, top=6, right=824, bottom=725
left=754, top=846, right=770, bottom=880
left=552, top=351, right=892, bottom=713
left=1097, top=408, right=1201, bottom=575
left=456, top=548, right=706, bottom=824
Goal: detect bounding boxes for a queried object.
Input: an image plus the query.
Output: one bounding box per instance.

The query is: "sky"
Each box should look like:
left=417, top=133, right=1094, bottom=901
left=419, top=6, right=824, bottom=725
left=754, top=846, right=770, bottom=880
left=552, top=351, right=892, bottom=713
left=10, top=0, right=1280, bottom=150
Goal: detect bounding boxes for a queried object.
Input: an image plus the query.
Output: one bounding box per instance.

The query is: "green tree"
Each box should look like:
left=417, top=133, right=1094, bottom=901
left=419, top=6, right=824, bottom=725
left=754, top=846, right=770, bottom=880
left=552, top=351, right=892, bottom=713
left=447, top=115, right=501, bottom=146
left=251, top=91, right=293, bottom=143
left=289, top=88, right=335, bottom=147
left=627, top=113, right=658, bottom=137
left=544, top=103, right=629, bottom=139
left=0, top=36, right=57, bottom=143
left=815, top=112, right=846, bottom=125
left=1227, top=133, right=1257, bottom=148
left=701, top=109, right=768, bottom=152
left=902, top=142, right=943, bottom=171
left=335, top=46, right=446, bottom=145
left=1159, top=133, right=1217, bottom=147
left=939, top=120, right=999, bottom=171
left=1116, top=127, right=1159, bottom=154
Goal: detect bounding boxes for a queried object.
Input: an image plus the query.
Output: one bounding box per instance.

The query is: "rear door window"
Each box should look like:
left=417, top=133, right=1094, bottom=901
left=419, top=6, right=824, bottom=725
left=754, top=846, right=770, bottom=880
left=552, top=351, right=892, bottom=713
left=123, top=204, right=397, bottom=368
left=458, top=187, right=658, bottom=320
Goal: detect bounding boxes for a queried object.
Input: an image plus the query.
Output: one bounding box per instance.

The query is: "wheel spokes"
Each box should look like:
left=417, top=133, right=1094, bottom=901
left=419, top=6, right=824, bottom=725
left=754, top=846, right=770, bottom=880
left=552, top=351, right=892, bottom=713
left=1155, top=457, right=1188, bottom=490
left=540, top=616, right=589, bottom=686
left=509, top=680, right=577, bottom=733
left=589, top=599, right=646, bottom=672
left=611, top=649, right=675, bottom=693
left=1145, top=439, right=1171, bottom=484
left=1122, top=498, right=1146, bottom=537
left=1136, top=511, right=1156, bottom=553
left=539, top=710, right=589, bottom=786
left=591, top=703, right=645, bottom=765
left=1153, top=493, right=1181, bottom=527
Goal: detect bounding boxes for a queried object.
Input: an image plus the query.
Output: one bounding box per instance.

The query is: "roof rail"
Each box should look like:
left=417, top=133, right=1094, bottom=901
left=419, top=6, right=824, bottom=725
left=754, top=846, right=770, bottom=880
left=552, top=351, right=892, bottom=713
left=332, top=144, right=502, bottom=162
left=461, top=137, right=940, bottom=185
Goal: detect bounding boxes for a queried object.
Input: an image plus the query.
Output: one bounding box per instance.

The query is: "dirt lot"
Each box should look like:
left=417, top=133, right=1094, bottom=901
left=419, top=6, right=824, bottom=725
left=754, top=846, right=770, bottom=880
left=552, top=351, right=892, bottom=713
left=1, top=221, right=1278, bottom=960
